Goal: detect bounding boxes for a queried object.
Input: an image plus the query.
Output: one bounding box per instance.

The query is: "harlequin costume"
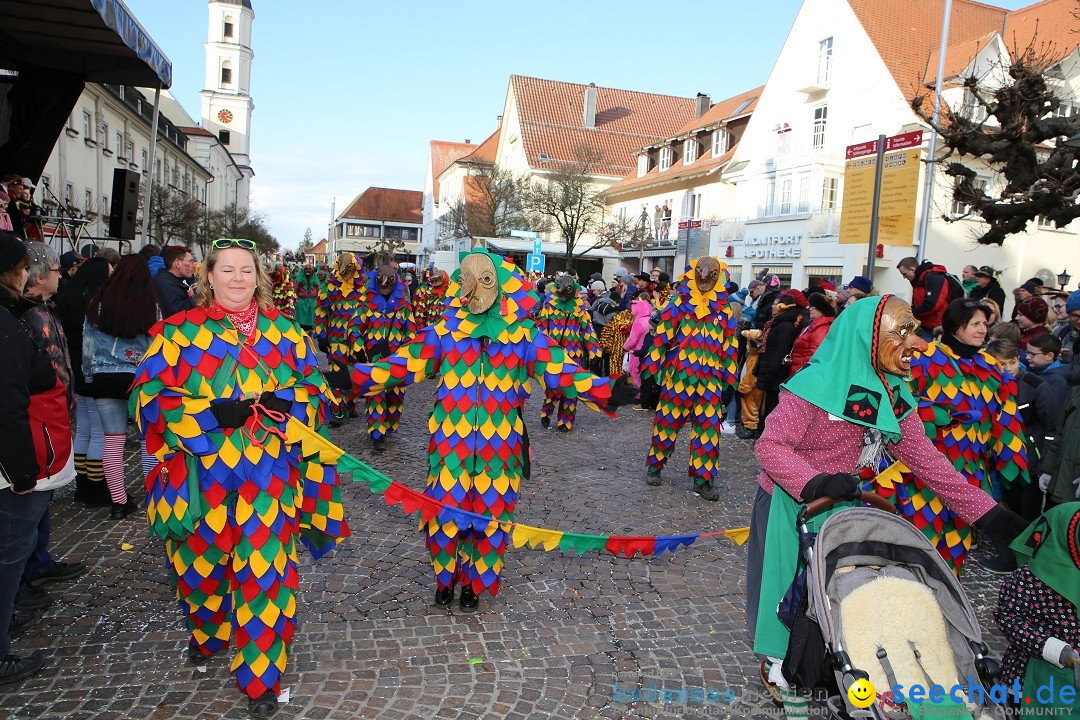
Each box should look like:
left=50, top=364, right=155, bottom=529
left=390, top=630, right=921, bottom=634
left=270, top=265, right=297, bottom=315
left=332, top=249, right=613, bottom=610
left=872, top=337, right=1028, bottom=572
left=413, top=268, right=449, bottom=329
left=642, top=257, right=738, bottom=497
left=315, top=253, right=366, bottom=417
left=537, top=277, right=601, bottom=431
left=357, top=267, right=415, bottom=448
left=129, top=302, right=350, bottom=709
left=294, top=265, right=322, bottom=331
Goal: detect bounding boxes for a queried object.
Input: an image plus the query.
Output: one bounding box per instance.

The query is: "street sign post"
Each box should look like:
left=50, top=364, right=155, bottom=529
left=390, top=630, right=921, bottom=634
left=526, top=253, right=546, bottom=274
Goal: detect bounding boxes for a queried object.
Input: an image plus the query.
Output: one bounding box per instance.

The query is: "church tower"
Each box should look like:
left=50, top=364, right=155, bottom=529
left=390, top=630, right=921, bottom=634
left=200, top=0, right=254, bottom=207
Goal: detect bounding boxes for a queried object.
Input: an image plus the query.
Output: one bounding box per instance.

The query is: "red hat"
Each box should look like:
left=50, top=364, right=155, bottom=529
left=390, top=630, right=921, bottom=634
left=819, top=279, right=836, bottom=292
left=779, top=289, right=808, bottom=308
left=1017, top=296, right=1048, bottom=324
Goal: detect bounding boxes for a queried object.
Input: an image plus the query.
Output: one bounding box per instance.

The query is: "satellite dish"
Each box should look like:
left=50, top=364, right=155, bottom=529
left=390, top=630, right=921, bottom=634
left=1035, top=268, right=1056, bottom=287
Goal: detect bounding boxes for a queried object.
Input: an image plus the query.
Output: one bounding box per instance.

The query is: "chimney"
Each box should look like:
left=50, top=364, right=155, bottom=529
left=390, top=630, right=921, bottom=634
left=496, top=115, right=503, bottom=128
left=696, top=93, right=711, bottom=118
left=464, top=139, right=471, bottom=144
left=583, top=83, right=597, bottom=128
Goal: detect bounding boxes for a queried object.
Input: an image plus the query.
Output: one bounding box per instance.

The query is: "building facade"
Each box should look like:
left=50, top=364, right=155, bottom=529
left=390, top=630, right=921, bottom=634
left=331, top=187, right=423, bottom=264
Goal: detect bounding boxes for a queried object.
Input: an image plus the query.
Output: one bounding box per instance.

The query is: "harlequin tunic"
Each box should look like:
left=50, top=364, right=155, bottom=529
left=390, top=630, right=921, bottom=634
left=643, top=260, right=738, bottom=487
left=413, top=278, right=448, bottom=330
left=315, top=256, right=366, bottom=414
left=130, top=305, right=349, bottom=700
left=537, top=292, right=600, bottom=430
left=357, top=272, right=415, bottom=440
left=344, top=252, right=613, bottom=597
left=271, top=266, right=297, bottom=315
left=875, top=340, right=1028, bottom=571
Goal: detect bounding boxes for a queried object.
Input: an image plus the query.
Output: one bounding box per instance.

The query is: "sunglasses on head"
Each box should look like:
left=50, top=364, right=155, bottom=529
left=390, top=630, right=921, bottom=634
left=212, top=238, right=257, bottom=251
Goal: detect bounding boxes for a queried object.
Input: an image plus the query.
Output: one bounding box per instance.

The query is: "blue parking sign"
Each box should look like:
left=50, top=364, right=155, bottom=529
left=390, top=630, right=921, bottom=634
left=526, top=253, right=545, bottom=274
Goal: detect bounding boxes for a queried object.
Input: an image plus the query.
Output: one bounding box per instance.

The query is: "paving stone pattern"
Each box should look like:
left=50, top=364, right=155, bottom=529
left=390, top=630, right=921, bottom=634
left=0, top=390, right=1010, bottom=720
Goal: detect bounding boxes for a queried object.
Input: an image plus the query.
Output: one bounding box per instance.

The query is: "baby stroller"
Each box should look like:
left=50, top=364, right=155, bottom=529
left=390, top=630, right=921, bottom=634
left=787, top=493, right=1007, bottom=720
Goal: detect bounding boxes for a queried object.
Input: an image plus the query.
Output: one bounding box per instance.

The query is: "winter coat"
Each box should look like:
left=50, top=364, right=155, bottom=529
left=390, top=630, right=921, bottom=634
left=22, top=293, right=74, bottom=410
left=755, top=306, right=807, bottom=392
left=1040, top=365, right=1080, bottom=504
left=82, top=318, right=152, bottom=399
left=590, top=291, right=621, bottom=327
left=1031, top=361, right=1070, bottom=401
left=1052, top=322, right=1079, bottom=364
left=152, top=271, right=194, bottom=319
left=909, top=261, right=954, bottom=331
left=969, top=278, right=1007, bottom=315
left=787, top=315, right=834, bottom=376
left=622, top=299, right=653, bottom=387
left=1019, top=325, right=1050, bottom=353
left=1012, top=367, right=1055, bottom=477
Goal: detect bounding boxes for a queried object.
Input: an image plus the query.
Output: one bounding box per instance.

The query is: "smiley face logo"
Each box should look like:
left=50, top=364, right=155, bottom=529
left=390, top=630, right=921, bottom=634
left=847, top=678, right=876, bottom=709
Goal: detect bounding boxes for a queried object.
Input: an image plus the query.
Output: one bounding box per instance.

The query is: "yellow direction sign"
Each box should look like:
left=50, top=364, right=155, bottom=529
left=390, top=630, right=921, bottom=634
left=839, top=135, right=923, bottom=246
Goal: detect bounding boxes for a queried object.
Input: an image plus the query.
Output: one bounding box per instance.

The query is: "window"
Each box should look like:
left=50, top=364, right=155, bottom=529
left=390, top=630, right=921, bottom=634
left=765, top=180, right=776, bottom=216
left=155, top=158, right=161, bottom=181
left=812, top=106, right=828, bottom=149
left=961, top=89, right=988, bottom=123
left=141, top=149, right=148, bottom=173
left=82, top=110, right=92, bottom=138
left=685, top=193, right=701, bottom=219
left=1037, top=215, right=1056, bottom=229
left=950, top=176, right=989, bottom=216
left=780, top=179, right=793, bottom=214
left=659, top=147, right=673, bottom=171
left=84, top=188, right=93, bottom=213
left=712, top=129, right=729, bottom=156
left=821, top=177, right=839, bottom=210
left=219, top=129, right=231, bottom=145
left=817, top=37, right=833, bottom=86
left=41, top=175, right=50, bottom=190
left=65, top=182, right=75, bottom=206
left=223, top=19, right=234, bottom=38
left=1053, top=98, right=1074, bottom=118
left=102, top=195, right=109, bottom=215
left=101, top=122, right=109, bottom=149
left=684, top=139, right=698, bottom=165
left=636, top=154, right=649, bottom=177
left=118, top=86, right=125, bottom=100
left=797, top=176, right=811, bottom=213
left=116, top=132, right=123, bottom=156
left=220, top=63, right=233, bottom=86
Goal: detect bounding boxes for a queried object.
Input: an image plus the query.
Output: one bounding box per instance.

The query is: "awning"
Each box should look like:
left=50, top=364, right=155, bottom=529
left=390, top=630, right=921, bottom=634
left=0, top=0, right=172, bottom=87
left=481, top=237, right=620, bottom=260
left=619, top=246, right=677, bottom=258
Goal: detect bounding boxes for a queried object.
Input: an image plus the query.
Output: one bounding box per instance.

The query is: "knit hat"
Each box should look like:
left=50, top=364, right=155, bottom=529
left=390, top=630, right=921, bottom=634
left=808, top=292, right=836, bottom=317
left=747, top=279, right=764, bottom=291
left=724, top=281, right=738, bottom=295
left=613, top=267, right=631, bottom=283
left=0, top=230, right=27, bottom=273
left=1067, top=290, right=1080, bottom=314
left=1017, top=296, right=1049, bottom=324
left=589, top=280, right=605, bottom=293
left=1019, top=279, right=1041, bottom=295
left=59, top=250, right=83, bottom=271
left=779, top=289, right=808, bottom=308
left=764, top=274, right=780, bottom=289
left=846, top=275, right=872, bottom=294
left=819, top=279, right=836, bottom=292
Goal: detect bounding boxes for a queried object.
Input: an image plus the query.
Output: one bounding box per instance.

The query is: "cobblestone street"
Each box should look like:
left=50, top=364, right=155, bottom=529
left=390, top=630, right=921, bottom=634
left=0, top=389, right=1010, bottom=720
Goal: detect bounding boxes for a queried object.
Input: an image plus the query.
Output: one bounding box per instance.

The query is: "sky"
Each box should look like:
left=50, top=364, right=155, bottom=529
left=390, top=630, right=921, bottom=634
left=123, top=0, right=1036, bottom=250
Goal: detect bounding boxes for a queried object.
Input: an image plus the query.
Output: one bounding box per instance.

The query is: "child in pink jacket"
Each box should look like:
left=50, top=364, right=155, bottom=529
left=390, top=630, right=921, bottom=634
left=623, top=298, right=653, bottom=387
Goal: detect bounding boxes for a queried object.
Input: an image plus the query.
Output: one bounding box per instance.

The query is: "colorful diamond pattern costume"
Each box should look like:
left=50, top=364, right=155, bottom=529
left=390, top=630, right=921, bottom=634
left=643, top=259, right=738, bottom=487
left=271, top=265, right=297, bottom=315
left=413, top=270, right=449, bottom=329
left=357, top=271, right=415, bottom=440
left=130, top=305, right=350, bottom=701
left=344, top=250, right=613, bottom=597
left=874, top=340, right=1028, bottom=571
left=315, top=253, right=366, bottom=416
left=537, top=285, right=600, bottom=430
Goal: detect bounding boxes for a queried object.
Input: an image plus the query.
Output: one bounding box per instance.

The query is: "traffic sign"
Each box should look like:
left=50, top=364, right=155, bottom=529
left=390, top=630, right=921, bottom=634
left=846, top=130, right=923, bottom=159
left=509, top=229, right=539, bottom=238
left=526, top=253, right=546, bottom=274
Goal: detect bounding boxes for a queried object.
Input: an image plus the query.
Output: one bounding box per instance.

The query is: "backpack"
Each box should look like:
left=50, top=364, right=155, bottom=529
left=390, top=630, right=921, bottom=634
left=943, top=273, right=965, bottom=303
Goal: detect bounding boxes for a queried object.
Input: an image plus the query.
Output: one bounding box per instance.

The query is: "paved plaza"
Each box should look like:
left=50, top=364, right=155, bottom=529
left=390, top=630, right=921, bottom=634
left=1, top=390, right=1010, bottom=720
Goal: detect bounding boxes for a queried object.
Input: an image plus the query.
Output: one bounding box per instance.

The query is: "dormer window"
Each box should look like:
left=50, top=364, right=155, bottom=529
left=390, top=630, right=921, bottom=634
left=636, top=154, right=650, bottom=177
left=684, top=139, right=698, bottom=165
left=659, top=147, right=673, bottom=171
left=712, top=129, right=729, bottom=157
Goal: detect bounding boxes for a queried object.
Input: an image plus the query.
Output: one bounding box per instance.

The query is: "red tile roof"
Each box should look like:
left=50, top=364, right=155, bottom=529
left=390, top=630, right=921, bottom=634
left=337, top=187, right=422, bottom=224
left=510, top=75, right=700, bottom=177
left=460, top=129, right=500, bottom=165
left=177, top=126, right=216, bottom=138
left=310, top=239, right=327, bottom=255
left=926, top=32, right=1001, bottom=81
left=1003, top=0, right=1080, bottom=62
left=429, top=140, right=476, bottom=203
left=672, top=87, right=763, bottom=136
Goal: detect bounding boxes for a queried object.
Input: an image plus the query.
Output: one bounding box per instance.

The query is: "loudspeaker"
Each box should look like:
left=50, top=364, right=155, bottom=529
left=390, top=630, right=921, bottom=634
left=108, top=168, right=139, bottom=240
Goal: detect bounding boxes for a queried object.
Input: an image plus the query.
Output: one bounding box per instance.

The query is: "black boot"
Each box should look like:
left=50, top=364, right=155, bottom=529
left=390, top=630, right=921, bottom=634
left=540, top=417, right=550, bottom=429
left=187, top=643, right=223, bottom=666
left=248, top=690, right=279, bottom=719
left=434, top=585, right=454, bottom=606
left=459, top=585, right=478, bottom=612
left=372, top=436, right=386, bottom=452
left=111, top=499, right=139, bottom=520
left=72, top=473, right=90, bottom=504
left=695, top=482, right=719, bottom=501
left=645, top=468, right=662, bottom=487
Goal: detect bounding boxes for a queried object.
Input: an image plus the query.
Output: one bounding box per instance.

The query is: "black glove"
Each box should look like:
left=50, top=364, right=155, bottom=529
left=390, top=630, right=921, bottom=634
left=975, top=504, right=1028, bottom=556
left=317, top=337, right=330, bottom=355
left=802, top=472, right=861, bottom=502
left=210, top=398, right=255, bottom=429
left=323, top=366, right=352, bottom=392
left=258, top=391, right=292, bottom=415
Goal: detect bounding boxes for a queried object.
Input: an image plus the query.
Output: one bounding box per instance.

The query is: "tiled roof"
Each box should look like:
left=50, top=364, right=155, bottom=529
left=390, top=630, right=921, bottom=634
left=605, top=146, right=736, bottom=197
left=671, top=87, right=763, bottom=137
left=337, top=187, right=422, bottom=224
left=510, top=75, right=700, bottom=177
left=310, top=239, right=327, bottom=254
left=1003, top=0, right=1080, bottom=63
left=460, top=129, right=500, bottom=165
left=925, top=32, right=1000, bottom=81
left=848, top=0, right=1007, bottom=97
left=176, top=126, right=216, bottom=138
left=430, top=140, right=476, bottom=203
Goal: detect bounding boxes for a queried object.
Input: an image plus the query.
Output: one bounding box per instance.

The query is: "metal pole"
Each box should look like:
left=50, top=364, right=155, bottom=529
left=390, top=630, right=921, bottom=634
left=140, top=85, right=162, bottom=246
left=866, top=134, right=886, bottom=279
left=916, top=0, right=952, bottom=264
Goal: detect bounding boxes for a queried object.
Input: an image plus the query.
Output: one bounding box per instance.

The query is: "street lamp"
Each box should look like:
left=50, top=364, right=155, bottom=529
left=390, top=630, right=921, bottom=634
left=631, top=206, right=655, bottom=273
left=203, top=175, right=215, bottom=253
left=1058, top=268, right=1071, bottom=289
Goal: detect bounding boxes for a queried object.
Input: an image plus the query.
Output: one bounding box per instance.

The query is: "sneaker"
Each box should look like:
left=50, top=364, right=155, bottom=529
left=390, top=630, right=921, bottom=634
left=976, top=554, right=1017, bottom=576
left=759, top=661, right=783, bottom=706
left=30, top=560, right=86, bottom=587
left=632, top=404, right=649, bottom=412
left=720, top=421, right=736, bottom=435
left=14, top=584, right=52, bottom=611
left=8, top=610, right=38, bottom=636
left=0, top=653, right=44, bottom=685
left=735, top=426, right=759, bottom=440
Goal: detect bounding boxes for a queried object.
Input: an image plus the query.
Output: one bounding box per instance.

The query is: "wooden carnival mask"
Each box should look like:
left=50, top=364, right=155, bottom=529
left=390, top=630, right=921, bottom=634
left=876, top=296, right=927, bottom=378
left=459, top=253, right=499, bottom=314
left=376, top=264, right=397, bottom=297
left=696, top=256, right=720, bottom=293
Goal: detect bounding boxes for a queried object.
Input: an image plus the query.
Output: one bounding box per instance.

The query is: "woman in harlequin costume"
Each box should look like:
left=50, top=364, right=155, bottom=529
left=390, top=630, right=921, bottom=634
left=326, top=249, right=615, bottom=612
left=314, top=252, right=365, bottom=421
left=357, top=265, right=415, bottom=451
left=642, top=256, right=738, bottom=501
left=747, top=295, right=1026, bottom=718
left=538, top=275, right=601, bottom=431
left=293, top=264, right=322, bottom=333
left=871, top=298, right=1029, bottom=572
left=413, top=268, right=449, bottom=329
left=270, top=264, right=297, bottom=315
left=130, top=238, right=350, bottom=719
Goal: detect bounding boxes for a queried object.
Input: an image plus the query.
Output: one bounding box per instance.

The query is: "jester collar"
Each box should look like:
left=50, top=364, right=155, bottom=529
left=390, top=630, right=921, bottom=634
left=683, top=256, right=729, bottom=319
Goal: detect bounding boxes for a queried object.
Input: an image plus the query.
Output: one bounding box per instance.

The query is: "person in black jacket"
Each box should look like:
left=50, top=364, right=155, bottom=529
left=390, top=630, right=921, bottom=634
left=0, top=233, right=54, bottom=685
left=755, top=290, right=809, bottom=420
left=151, top=245, right=195, bottom=319
left=969, top=266, right=1007, bottom=316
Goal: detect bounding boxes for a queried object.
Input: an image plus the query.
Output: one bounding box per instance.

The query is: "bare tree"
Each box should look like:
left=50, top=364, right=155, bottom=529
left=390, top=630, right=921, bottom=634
left=437, top=164, right=535, bottom=246
left=212, top=203, right=280, bottom=255
left=519, top=146, right=609, bottom=271
left=912, top=46, right=1080, bottom=245
left=147, top=186, right=204, bottom=247
left=373, top=233, right=405, bottom=266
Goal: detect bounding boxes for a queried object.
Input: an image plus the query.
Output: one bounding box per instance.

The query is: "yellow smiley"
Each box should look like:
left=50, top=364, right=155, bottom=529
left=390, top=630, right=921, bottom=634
left=847, top=678, right=877, bottom=709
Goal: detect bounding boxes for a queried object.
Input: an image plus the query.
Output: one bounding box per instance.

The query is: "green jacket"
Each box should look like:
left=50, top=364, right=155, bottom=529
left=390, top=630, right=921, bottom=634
left=1040, top=365, right=1080, bottom=504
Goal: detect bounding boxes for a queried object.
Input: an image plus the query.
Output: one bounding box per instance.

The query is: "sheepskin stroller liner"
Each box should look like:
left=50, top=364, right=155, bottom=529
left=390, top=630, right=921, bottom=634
left=801, top=506, right=1007, bottom=720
